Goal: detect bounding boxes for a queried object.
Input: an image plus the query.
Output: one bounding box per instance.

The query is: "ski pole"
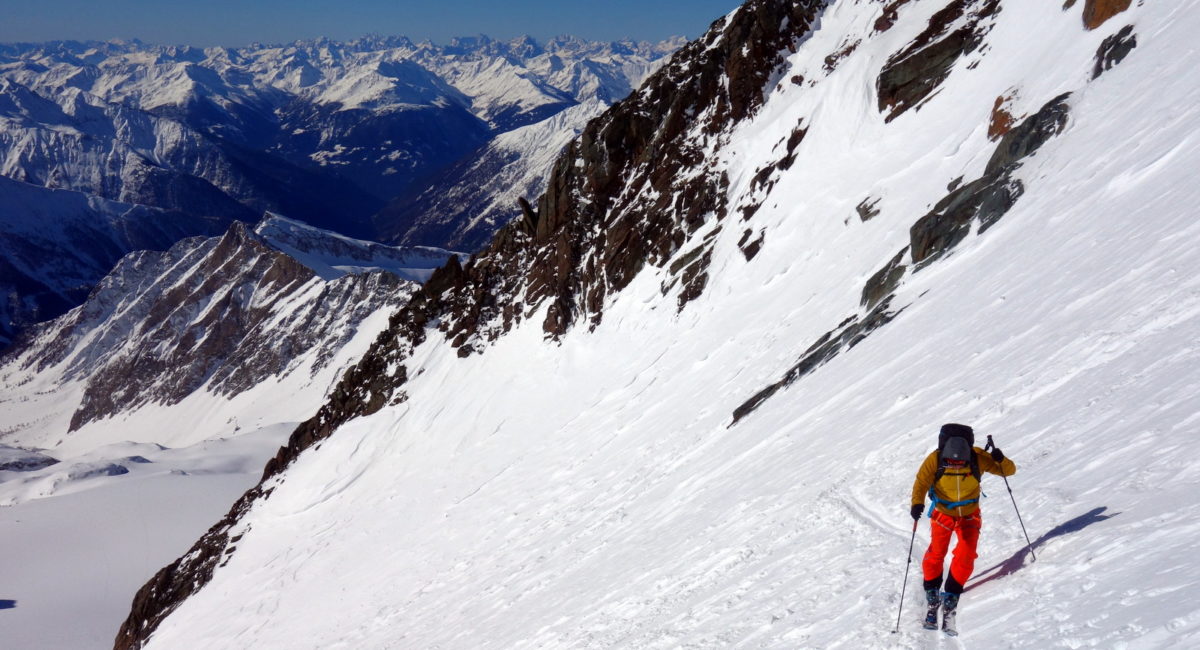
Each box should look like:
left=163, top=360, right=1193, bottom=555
left=986, top=435, right=1036, bottom=562
left=893, top=518, right=918, bottom=633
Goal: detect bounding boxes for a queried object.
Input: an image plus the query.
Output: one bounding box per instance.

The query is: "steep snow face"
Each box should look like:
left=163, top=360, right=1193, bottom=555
left=126, top=0, right=1200, bottom=649
left=0, top=216, right=446, bottom=456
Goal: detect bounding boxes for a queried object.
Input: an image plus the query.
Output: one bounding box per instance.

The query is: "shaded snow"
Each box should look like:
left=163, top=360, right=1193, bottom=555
left=255, top=212, right=461, bottom=283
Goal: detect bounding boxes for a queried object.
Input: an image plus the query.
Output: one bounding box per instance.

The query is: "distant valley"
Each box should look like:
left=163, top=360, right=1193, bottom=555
left=0, top=34, right=680, bottom=346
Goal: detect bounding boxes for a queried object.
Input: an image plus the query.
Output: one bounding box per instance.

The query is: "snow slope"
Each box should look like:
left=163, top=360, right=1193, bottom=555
left=120, top=1, right=1200, bottom=648
left=0, top=424, right=291, bottom=649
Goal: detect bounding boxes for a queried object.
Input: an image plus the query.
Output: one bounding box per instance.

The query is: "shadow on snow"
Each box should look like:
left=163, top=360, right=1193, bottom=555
left=967, top=506, right=1118, bottom=592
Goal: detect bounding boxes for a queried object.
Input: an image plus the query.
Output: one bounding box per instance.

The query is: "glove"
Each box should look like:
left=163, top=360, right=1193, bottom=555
left=911, top=504, right=924, bottom=521
left=990, top=447, right=1005, bottom=463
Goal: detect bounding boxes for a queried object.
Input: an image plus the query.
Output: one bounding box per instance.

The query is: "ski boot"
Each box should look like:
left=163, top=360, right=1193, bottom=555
left=922, top=588, right=940, bottom=630
left=941, top=592, right=959, bottom=637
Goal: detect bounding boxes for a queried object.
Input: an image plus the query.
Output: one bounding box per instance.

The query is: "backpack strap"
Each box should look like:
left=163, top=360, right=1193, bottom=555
left=935, top=448, right=981, bottom=482
left=927, top=448, right=983, bottom=517
left=927, top=489, right=981, bottom=516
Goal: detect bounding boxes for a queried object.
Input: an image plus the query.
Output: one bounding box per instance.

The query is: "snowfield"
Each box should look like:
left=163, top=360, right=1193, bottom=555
left=131, top=1, right=1200, bottom=649
left=0, top=425, right=291, bottom=649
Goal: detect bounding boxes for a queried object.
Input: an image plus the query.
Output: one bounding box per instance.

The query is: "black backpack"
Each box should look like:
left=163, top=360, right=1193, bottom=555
left=935, top=423, right=981, bottom=483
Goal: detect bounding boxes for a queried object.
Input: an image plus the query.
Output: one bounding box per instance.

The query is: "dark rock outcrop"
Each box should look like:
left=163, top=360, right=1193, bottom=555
left=910, top=93, right=1070, bottom=266
left=731, top=296, right=905, bottom=425
left=983, top=93, right=1072, bottom=175
left=875, top=0, right=919, bottom=33
left=730, top=92, right=1073, bottom=426
left=856, top=197, right=882, bottom=222
left=989, top=92, right=1017, bottom=140
left=1093, top=25, right=1137, bottom=79
left=877, top=0, right=1001, bottom=122
left=909, top=175, right=1023, bottom=266
left=824, top=39, right=862, bottom=72
left=862, top=248, right=909, bottom=309
left=738, top=229, right=767, bottom=261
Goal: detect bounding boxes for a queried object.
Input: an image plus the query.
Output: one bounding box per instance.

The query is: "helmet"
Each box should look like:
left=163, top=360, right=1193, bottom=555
left=942, top=436, right=972, bottom=463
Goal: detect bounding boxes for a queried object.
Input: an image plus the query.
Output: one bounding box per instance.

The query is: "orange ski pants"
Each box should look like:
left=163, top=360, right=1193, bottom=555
left=922, top=509, right=981, bottom=592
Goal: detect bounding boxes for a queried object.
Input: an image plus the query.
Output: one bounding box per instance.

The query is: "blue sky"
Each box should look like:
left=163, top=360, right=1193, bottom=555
left=1, top=0, right=744, bottom=47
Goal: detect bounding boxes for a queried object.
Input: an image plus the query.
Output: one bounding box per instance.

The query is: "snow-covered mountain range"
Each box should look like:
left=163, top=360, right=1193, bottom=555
left=0, top=35, right=679, bottom=346
left=0, top=214, right=455, bottom=457
left=87, top=0, right=1199, bottom=649
left=374, top=97, right=610, bottom=251
left=0, top=34, right=678, bottom=204
left=0, top=174, right=228, bottom=349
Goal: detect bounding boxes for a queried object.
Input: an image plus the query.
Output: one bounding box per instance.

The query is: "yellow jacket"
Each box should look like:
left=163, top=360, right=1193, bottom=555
left=911, top=448, right=1016, bottom=517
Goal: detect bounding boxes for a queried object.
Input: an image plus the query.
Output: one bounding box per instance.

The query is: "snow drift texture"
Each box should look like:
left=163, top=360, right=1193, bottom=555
left=120, top=0, right=1200, bottom=648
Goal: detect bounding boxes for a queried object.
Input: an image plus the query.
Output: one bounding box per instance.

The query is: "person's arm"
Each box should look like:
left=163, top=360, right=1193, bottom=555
left=911, top=452, right=937, bottom=506
left=980, top=446, right=1017, bottom=476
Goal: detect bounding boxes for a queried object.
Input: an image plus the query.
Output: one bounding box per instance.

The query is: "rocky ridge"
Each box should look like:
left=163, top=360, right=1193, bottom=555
left=0, top=216, right=449, bottom=450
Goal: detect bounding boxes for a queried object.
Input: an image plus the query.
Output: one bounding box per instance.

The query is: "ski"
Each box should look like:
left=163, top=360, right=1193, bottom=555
left=941, top=607, right=958, bottom=636
left=921, top=588, right=940, bottom=630
left=941, top=592, right=959, bottom=636
left=922, top=602, right=939, bottom=630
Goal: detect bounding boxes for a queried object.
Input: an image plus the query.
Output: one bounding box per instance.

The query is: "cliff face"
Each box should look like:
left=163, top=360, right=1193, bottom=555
left=113, top=0, right=1177, bottom=647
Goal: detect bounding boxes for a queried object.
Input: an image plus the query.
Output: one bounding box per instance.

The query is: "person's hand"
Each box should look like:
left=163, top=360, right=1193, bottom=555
left=911, top=504, right=923, bottom=520
left=991, top=447, right=1005, bottom=463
